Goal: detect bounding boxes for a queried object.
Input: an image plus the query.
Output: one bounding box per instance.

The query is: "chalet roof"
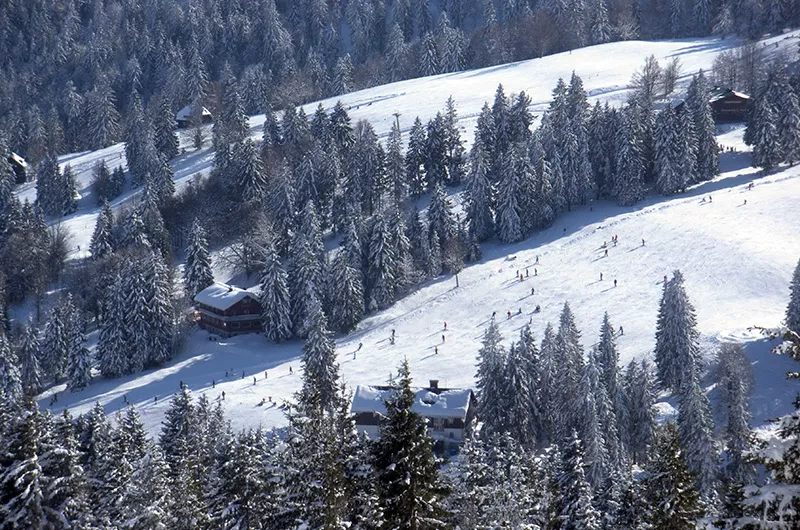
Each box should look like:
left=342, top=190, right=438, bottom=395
left=672, top=87, right=750, bottom=110
left=709, top=87, right=750, bottom=102
left=194, top=282, right=259, bottom=311
left=176, top=104, right=212, bottom=122
left=9, top=152, right=27, bottom=168
left=351, top=385, right=473, bottom=420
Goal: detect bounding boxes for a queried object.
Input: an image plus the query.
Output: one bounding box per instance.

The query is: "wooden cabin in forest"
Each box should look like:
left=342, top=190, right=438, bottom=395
left=193, top=282, right=262, bottom=337
left=708, top=87, right=750, bottom=122
left=176, top=104, right=213, bottom=128
left=351, top=380, right=477, bottom=456
left=674, top=87, right=750, bottom=123
left=8, top=152, right=27, bottom=183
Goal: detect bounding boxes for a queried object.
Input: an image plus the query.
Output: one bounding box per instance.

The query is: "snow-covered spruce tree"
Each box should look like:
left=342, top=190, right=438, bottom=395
left=137, top=185, right=170, bottom=257
left=288, top=232, right=322, bottom=338
left=558, top=431, right=602, bottom=530
left=778, top=80, right=800, bottom=165
left=677, top=361, right=718, bottom=500
left=554, top=302, right=586, bottom=440
left=787, top=257, right=800, bottom=333
left=685, top=71, right=719, bottom=181
left=268, top=165, right=296, bottom=256
left=44, top=408, right=93, bottom=527
left=218, top=67, right=249, bottom=147
left=495, top=150, right=523, bottom=243
left=406, top=117, right=428, bottom=197
left=579, top=356, right=611, bottom=490
left=333, top=54, right=354, bottom=95
left=716, top=343, right=757, bottom=520
left=84, top=78, right=121, bottom=150
left=481, top=432, right=544, bottom=527
left=749, top=74, right=783, bottom=171
left=476, top=318, right=508, bottom=437
left=655, top=270, right=701, bottom=392
left=17, top=322, right=42, bottom=396
left=159, top=388, right=210, bottom=530
left=644, top=423, right=704, bottom=529
left=259, top=244, right=293, bottom=343
left=654, top=106, right=681, bottom=195
left=89, top=201, right=114, bottom=260
left=537, top=323, right=560, bottom=444
left=418, top=32, right=440, bottom=77
left=446, top=432, right=490, bottom=528
left=465, top=135, right=494, bottom=242
left=675, top=105, right=697, bottom=187
left=366, top=210, right=396, bottom=311
left=625, top=359, right=656, bottom=464
left=443, top=96, right=466, bottom=184
left=328, top=248, right=365, bottom=334
left=184, top=218, right=214, bottom=299
left=143, top=252, right=174, bottom=367
left=152, top=94, right=179, bottom=161
left=427, top=181, right=455, bottom=245
left=41, top=302, right=70, bottom=382
left=0, top=332, right=23, bottom=404
left=372, top=359, right=449, bottom=527
left=234, top=138, right=267, bottom=203
left=386, top=120, right=408, bottom=207
left=59, top=164, right=78, bottom=215
left=424, top=114, right=448, bottom=191
left=299, top=291, right=339, bottom=413
left=612, top=108, right=646, bottom=206
left=502, top=340, right=538, bottom=449
left=595, top=312, right=620, bottom=407
left=67, top=325, right=92, bottom=392
left=0, top=398, right=46, bottom=528
left=35, top=152, right=60, bottom=217
left=97, top=277, right=130, bottom=378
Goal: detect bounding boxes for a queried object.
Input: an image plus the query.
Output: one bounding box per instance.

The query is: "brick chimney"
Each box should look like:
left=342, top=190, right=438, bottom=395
left=429, top=380, right=439, bottom=390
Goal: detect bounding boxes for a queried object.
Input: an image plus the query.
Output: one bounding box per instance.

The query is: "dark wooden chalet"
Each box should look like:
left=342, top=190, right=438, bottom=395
left=351, top=380, right=477, bottom=456
left=708, top=87, right=750, bottom=122
left=193, top=282, right=262, bottom=337
left=176, top=104, right=213, bottom=128
left=675, top=87, right=750, bottom=123
left=8, top=152, right=27, bottom=183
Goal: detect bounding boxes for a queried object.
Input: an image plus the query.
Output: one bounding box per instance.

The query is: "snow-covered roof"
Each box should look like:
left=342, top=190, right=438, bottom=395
left=176, top=104, right=212, bottom=122
left=9, top=152, right=27, bottom=168
left=709, top=87, right=750, bottom=103
left=194, top=282, right=260, bottom=311
left=351, top=385, right=474, bottom=420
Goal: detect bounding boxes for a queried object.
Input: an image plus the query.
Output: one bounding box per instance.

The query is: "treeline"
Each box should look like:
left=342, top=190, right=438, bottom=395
left=2, top=0, right=798, bottom=166
left=2, top=260, right=800, bottom=528
left=744, top=64, right=800, bottom=170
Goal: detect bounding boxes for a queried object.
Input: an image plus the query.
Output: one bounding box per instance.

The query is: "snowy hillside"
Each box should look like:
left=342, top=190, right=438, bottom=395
left=40, top=121, right=800, bottom=435
left=18, top=30, right=800, bottom=434
left=19, top=30, right=798, bottom=261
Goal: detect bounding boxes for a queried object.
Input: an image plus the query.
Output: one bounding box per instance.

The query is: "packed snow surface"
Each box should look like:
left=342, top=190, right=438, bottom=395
left=22, top=30, right=800, bottom=433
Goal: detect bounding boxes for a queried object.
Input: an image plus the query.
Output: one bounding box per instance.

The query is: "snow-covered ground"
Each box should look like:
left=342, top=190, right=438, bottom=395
left=19, top=30, right=800, bottom=433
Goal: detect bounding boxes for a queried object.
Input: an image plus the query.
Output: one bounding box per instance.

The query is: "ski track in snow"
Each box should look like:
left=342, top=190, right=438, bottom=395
left=20, top=31, right=800, bottom=434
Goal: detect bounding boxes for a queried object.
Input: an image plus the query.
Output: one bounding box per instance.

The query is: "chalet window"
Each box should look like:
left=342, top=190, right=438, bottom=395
left=431, top=418, right=445, bottom=432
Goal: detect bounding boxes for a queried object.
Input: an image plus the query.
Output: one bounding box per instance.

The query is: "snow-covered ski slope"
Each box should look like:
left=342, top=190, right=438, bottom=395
left=28, top=31, right=800, bottom=434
